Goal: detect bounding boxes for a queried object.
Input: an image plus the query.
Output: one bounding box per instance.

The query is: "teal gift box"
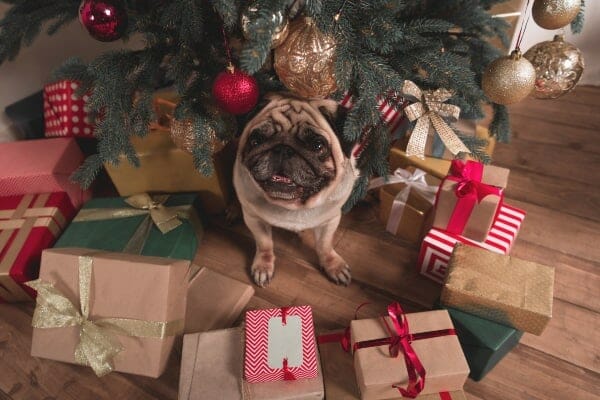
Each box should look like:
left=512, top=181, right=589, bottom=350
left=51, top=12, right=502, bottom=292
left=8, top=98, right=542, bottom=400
left=55, top=193, right=201, bottom=260
left=446, top=307, right=523, bottom=381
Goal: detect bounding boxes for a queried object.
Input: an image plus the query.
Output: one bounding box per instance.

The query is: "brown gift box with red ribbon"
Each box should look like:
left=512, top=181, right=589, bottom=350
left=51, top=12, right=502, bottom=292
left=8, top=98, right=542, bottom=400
left=349, top=307, right=469, bottom=400
left=433, top=160, right=509, bottom=242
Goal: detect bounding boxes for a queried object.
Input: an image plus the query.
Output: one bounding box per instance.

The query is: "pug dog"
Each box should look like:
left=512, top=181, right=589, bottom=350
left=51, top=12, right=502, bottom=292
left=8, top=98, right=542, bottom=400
left=233, top=93, right=360, bottom=287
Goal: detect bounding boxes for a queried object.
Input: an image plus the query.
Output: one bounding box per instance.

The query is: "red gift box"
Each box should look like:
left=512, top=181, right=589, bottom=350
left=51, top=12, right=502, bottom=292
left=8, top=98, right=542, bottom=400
left=0, top=192, right=76, bottom=302
left=340, top=92, right=408, bottom=136
left=418, top=204, right=525, bottom=284
left=0, top=138, right=90, bottom=208
left=244, top=305, right=318, bottom=383
left=44, top=80, right=94, bottom=137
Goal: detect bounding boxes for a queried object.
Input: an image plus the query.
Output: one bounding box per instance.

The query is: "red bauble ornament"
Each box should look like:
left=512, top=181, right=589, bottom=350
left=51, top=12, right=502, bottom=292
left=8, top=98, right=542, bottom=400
left=212, top=65, right=259, bottom=115
left=79, top=0, right=128, bottom=42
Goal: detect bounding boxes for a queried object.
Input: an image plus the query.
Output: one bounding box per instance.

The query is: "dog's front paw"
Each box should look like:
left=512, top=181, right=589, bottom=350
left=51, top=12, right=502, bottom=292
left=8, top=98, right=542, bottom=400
left=321, top=251, right=351, bottom=286
left=251, top=251, right=275, bottom=287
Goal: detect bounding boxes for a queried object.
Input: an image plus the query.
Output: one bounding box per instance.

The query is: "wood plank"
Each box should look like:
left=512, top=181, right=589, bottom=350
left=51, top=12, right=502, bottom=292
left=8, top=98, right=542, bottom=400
left=508, top=98, right=600, bottom=131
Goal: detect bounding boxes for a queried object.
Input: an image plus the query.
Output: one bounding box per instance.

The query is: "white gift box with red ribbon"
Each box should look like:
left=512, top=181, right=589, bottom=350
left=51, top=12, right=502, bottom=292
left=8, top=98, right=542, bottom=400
left=418, top=204, right=526, bottom=284
left=44, top=80, right=94, bottom=138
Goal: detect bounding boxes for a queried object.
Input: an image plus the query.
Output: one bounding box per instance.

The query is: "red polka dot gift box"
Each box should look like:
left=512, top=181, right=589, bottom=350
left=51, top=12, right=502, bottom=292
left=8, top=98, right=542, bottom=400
left=43, top=80, right=94, bottom=138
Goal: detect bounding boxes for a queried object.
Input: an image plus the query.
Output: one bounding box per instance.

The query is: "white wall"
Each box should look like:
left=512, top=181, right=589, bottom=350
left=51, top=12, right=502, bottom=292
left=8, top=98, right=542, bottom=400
left=514, top=0, right=599, bottom=85
left=0, top=4, right=143, bottom=139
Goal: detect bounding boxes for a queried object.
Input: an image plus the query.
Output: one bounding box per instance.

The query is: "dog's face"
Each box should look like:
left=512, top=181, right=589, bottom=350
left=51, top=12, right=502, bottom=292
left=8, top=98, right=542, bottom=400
left=238, top=93, right=349, bottom=209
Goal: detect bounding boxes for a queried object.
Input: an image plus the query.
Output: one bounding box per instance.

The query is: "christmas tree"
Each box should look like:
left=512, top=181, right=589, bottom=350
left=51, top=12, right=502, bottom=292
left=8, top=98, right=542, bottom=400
left=0, top=0, right=585, bottom=209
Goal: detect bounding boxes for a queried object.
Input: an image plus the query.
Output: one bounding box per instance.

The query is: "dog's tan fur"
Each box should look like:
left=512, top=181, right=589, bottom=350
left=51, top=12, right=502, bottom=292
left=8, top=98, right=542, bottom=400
left=233, top=94, right=359, bottom=287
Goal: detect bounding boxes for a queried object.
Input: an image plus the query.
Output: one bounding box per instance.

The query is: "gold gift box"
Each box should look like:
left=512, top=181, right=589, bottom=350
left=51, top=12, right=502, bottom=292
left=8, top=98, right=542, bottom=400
left=441, top=244, right=555, bottom=336
left=104, top=128, right=235, bottom=214
left=378, top=168, right=440, bottom=245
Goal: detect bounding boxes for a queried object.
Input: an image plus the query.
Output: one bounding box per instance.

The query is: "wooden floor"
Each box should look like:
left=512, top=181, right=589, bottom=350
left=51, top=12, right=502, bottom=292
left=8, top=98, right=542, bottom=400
left=1, top=86, right=599, bottom=399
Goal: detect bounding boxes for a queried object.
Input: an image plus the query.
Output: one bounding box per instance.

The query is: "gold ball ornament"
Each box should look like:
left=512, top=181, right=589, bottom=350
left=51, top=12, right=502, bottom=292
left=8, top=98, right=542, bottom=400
left=482, top=50, right=536, bottom=105
left=274, top=17, right=337, bottom=98
left=524, top=35, right=584, bottom=99
left=241, top=3, right=289, bottom=49
left=169, top=108, right=234, bottom=156
left=532, top=0, right=581, bottom=30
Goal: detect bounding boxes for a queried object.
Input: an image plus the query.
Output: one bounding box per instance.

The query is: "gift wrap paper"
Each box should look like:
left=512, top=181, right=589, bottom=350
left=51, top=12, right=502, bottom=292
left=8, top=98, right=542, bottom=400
left=30, top=248, right=189, bottom=377
left=0, top=192, right=75, bottom=302
left=43, top=80, right=94, bottom=138
left=441, top=244, right=554, bottom=335
left=54, top=194, right=200, bottom=260
left=447, top=307, right=523, bottom=381
left=104, top=128, right=235, bottom=214
left=180, top=328, right=324, bottom=400
left=185, top=267, right=254, bottom=333
left=433, top=162, right=509, bottom=242
left=0, top=138, right=90, bottom=208
left=350, top=310, right=469, bottom=399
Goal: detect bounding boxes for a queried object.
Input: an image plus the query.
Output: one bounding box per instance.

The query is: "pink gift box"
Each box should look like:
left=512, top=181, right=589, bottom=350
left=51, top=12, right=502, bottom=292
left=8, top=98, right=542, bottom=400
left=44, top=80, right=94, bottom=138
left=244, top=305, right=318, bottom=383
left=0, top=138, right=90, bottom=208
left=418, top=204, right=525, bottom=284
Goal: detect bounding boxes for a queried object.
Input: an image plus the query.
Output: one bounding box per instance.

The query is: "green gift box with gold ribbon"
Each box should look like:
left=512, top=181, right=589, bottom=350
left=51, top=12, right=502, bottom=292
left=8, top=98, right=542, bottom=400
left=54, top=193, right=201, bottom=260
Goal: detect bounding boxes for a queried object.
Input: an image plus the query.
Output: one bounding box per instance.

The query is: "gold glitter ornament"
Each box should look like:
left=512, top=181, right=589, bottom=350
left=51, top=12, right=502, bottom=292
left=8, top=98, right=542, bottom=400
left=169, top=109, right=233, bottom=157
left=482, top=50, right=536, bottom=105
left=241, top=3, right=289, bottom=49
left=532, top=0, right=581, bottom=30
left=274, top=17, right=337, bottom=98
left=524, top=35, right=584, bottom=99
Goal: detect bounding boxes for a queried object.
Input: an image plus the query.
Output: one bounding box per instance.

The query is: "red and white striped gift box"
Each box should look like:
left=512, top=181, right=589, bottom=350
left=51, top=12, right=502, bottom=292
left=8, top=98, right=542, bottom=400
left=418, top=204, right=526, bottom=284
left=44, top=80, right=94, bottom=138
left=244, top=305, right=318, bottom=383
left=340, top=93, right=408, bottom=136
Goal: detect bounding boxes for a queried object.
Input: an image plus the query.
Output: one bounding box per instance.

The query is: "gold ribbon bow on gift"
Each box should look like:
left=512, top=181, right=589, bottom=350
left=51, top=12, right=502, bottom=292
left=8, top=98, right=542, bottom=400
left=26, top=254, right=183, bottom=377
left=402, top=80, right=470, bottom=159
left=369, top=168, right=439, bottom=234
left=123, top=193, right=183, bottom=234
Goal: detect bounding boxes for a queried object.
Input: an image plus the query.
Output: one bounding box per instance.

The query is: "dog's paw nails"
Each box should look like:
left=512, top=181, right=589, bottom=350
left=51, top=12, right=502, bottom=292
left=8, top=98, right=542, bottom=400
left=251, top=264, right=274, bottom=287
left=326, top=264, right=351, bottom=286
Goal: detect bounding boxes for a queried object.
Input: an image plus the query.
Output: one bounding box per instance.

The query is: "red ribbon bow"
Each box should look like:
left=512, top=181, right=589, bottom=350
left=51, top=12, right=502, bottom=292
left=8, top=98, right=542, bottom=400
left=441, top=160, right=503, bottom=236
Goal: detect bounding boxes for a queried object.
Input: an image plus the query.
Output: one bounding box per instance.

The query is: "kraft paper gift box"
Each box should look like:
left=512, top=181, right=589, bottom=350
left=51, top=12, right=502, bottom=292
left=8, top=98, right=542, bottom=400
left=54, top=193, right=200, bottom=260
left=375, top=167, right=440, bottom=245
left=419, top=203, right=525, bottom=284
left=104, top=127, right=235, bottom=214
left=433, top=160, right=509, bottom=242
left=185, top=266, right=255, bottom=334
left=244, top=306, right=318, bottom=383
left=349, top=306, right=469, bottom=400
left=180, top=327, right=324, bottom=400
left=43, top=80, right=94, bottom=138
left=28, top=248, right=189, bottom=377
left=441, top=244, right=555, bottom=336
left=446, top=307, right=523, bottom=381
left=0, top=138, right=90, bottom=208
left=0, top=192, right=76, bottom=302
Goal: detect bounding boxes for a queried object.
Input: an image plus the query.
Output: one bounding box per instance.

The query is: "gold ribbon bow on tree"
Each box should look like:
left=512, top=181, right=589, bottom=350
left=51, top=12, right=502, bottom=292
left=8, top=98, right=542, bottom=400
left=402, top=80, right=470, bottom=159
left=26, top=254, right=183, bottom=377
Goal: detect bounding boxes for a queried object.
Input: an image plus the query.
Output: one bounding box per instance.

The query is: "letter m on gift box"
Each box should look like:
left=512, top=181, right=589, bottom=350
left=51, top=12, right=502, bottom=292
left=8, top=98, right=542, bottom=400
left=244, top=306, right=318, bottom=383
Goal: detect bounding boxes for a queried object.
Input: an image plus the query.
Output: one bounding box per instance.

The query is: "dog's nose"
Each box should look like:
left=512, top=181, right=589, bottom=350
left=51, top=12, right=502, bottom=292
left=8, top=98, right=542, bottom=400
left=272, top=144, right=295, bottom=158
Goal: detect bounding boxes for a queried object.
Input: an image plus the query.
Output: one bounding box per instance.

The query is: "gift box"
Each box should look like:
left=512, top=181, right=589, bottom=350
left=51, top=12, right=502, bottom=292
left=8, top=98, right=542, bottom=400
left=54, top=193, right=200, bottom=260
left=349, top=305, right=469, bottom=399
left=433, top=160, right=509, bottom=242
left=244, top=306, right=318, bottom=383
left=446, top=307, right=523, bottom=381
left=104, top=128, right=235, bottom=214
left=4, top=90, right=45, bottom=140
left=43, top=80, right=94, bottom=138
left=374, top=168, right=440, bottom=244
left=441, top=244, right=555, bottom=336
left=0, top=138, right=90, bottom=208
left=0, top=192, right=76, bottom=302
left=419, top=203, right=525, bottom=284
left=185, top=266, right=255, bottom=333
left=29, top=248, right=189, bottom=377
left=180, top=327, right=324, bottom=400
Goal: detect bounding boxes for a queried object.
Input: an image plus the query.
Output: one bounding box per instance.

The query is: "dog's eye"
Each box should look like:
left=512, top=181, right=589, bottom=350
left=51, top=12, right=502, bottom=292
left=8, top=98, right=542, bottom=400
left=249, top=131, right=266, bottom=147
left=310, top=137, right=326, bottom=152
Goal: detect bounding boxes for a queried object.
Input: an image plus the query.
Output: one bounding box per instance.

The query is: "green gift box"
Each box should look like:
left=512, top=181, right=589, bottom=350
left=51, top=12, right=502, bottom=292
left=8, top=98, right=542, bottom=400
left=446, top=307, right=523, bottom=381
left=55, top=193, right=201, bottom=260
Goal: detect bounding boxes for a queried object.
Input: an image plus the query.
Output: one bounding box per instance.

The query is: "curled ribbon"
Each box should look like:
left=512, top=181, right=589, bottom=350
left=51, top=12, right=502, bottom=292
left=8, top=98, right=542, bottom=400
left=369, top=168, right=439, bottom=234
left=26, top=254, right=184, bottom=377
left=401, top=80, right=470, bottom=159
left=441, top=160, right=503, bottom=236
